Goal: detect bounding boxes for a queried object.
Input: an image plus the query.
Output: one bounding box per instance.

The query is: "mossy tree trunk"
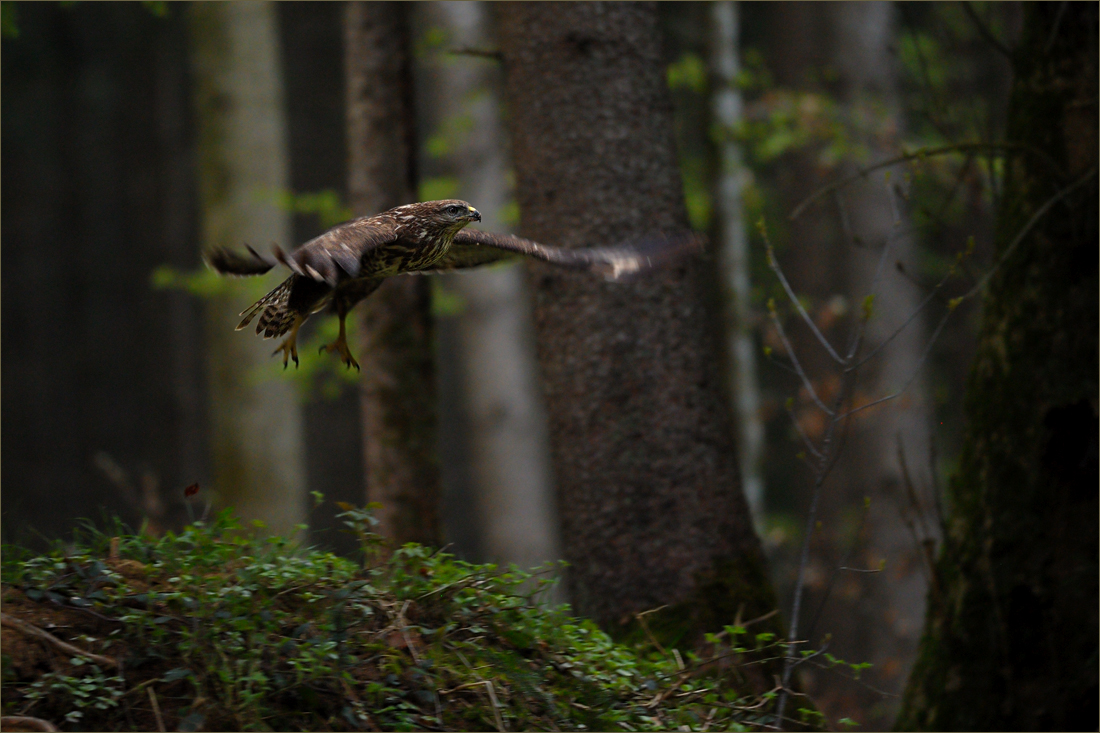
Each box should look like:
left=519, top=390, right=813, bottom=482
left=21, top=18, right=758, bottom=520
left=896, top=4, right=1098, bottom=730
left=189, top=1, right=306, bottom=537
left=496, top=2, right=781, bottom=651
left=345, top=2, right=442, bottom=546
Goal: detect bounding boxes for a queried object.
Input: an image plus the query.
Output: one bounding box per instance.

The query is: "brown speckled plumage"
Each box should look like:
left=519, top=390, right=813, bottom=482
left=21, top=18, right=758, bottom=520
left=205, top=199, right=702, bottom=369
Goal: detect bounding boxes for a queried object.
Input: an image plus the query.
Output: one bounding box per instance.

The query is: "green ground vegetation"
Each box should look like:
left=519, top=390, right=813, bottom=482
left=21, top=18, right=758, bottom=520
left=1, top=506, right=830, bottom=732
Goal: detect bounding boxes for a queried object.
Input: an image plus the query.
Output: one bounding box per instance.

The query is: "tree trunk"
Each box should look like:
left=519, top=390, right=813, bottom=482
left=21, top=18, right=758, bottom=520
left=496, top=1, right=778, bottom=645
left=415, top=2, right=562, bottom=577
left=896, top=3, right=1098, bottom=730
left=276, top=1, right=366, bottom=556
left=345, top=1, right=441, bottom=546
left=708, top=1, right=766, bottom=528
left=189, top=1, right=306, bottom=537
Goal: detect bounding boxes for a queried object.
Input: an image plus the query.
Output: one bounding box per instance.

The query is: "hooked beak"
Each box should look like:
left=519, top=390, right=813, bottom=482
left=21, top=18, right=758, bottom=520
left=469, top=207, right=482, bottom=223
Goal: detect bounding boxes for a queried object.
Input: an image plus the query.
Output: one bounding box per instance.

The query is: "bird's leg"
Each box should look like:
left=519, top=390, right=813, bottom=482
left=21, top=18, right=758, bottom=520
left=319, top=309, right=360, bottom=371
left=272, top=317, right=303, bottom=369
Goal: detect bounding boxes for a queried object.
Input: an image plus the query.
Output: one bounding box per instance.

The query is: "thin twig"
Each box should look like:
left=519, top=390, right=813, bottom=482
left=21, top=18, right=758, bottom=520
left=849, top=277, right=947, bottom=371
left=929, top=440, right=946, bottom=538
left=453, top=650, right=506, bottom=732
left=775, top=380, right=852, bottom=727
left=633, top=605, right=670, bottom=656
left=1043, top=1, right=1069, bottom=55
left=483, top=681, right=506, bottom=733
left=767, top=306, right=834, bottom=417
left=764, top=240, right=844, bottom=365
left=148, top=688, right=166, bottom=733
left=959, top=166, right=1097, bottom=300
left=447, top=46, right=502, bottom=61
left=896, top=439, right=939, bottom=596
left=0, top=717, right=60, bottom=732
left=774, top=306, right=871, bottom=728
left=960, top=2, right=1014, bottom=62
left=838, top=303, right=951, bottom=421
left=804, top=499, right=871, bottom=645
left=788, top=142, right=1062, bottom=222
left=0, top=613, right=119, bottom=668
left=783, top=400, right=823, bottom=462
left=842, top=166, right=1097, bottom=422
left=896, top=436, right=933, bottom=543
left=397, top=600, right=422, bottom=666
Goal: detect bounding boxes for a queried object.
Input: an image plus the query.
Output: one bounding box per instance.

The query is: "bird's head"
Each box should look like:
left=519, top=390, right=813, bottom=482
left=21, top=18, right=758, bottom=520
left=431, top=200, right=482, bottom=227
left=390, top=200, right=482, bottom=247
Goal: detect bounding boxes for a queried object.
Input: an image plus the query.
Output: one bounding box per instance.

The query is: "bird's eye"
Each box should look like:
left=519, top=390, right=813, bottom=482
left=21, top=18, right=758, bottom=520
left=447, top=205, right=461, bottom=215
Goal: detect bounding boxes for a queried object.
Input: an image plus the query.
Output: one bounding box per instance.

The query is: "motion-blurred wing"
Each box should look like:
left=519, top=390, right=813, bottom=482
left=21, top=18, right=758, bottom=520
left=424, top=228, right=706, bottom=280
left=205, top=215, right=400, bottom=286
left=204, top=244, right=276, bottom=276
left=274, top=215, right=399, bottom=286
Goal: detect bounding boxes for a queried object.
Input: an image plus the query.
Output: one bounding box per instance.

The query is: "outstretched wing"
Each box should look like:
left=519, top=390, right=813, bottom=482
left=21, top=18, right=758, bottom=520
left=205, top=214, right=400, bottom=286
left=420, top=229, right=706, bottom=280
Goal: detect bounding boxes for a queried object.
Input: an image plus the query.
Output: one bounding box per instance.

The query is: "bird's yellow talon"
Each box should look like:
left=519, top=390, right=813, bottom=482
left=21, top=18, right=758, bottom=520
left=319, top=312, right=359, bottom=371
left=272, top=318, right=303, bottom=369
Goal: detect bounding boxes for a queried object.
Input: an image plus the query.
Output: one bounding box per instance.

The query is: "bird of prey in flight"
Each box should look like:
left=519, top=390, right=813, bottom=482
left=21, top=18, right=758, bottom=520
left=205, top=199, right=702, bottom=370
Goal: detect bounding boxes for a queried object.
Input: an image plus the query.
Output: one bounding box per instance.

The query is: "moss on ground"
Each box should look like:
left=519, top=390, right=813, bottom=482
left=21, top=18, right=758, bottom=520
left=0, top=506, right=827, bottom=732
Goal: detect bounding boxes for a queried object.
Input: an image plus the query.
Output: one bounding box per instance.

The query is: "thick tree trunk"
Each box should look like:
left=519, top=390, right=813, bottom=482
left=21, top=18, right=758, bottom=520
left=496, top=2, right=778, bottom=644
left=276, top=1, right=365, bottom=555
left=345, top=2, right=441, bottom=546
left=189, top=1, right=306, bottom=537
left=416, top=1, right=562, bottom=577
left=896, top=4, right=1098, bottom=730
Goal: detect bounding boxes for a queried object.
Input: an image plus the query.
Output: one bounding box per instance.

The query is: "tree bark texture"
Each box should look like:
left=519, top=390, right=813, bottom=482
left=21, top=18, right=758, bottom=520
left=345, top=2, right=441, bottom=546
left=896, top=3, right=1098, bottom=730
left=496, top=2, right=777, bottom=641
left=416, top=2, right=563, bottom=579
left=189, top=1, right=306, bottom=537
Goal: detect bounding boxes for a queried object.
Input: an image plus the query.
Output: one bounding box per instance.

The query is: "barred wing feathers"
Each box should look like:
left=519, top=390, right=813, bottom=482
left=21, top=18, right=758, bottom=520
left=426, top=229, right=706, bottom=280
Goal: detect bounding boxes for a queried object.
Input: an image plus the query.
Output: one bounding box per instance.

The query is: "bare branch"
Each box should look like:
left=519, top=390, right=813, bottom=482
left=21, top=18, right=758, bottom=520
left=840, top=299, right=952, bottom=420
left=959, top=166, right=1097, bottom=301
left=1044, top=1, right=1069, bottom=55
left=0, top=717, right=60, bottom=732
left=961, top=2, right=1014, bottom=63
left=788, top=142, right=1064, bottom=222
left=764, top=237, right=845, bottom=365
left=1, top=613, right=119, bottom=668
left=767, top=305, right=834, bottom=417
left=849, top=267, right=952, bottom=371
left=446, top=46, right=502, bottom=61
left=784, top=400, right=824, bottom=463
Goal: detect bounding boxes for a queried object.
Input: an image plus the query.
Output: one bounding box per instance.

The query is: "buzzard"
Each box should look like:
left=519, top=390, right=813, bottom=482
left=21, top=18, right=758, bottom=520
left=205, top=199, right=702, bottom=370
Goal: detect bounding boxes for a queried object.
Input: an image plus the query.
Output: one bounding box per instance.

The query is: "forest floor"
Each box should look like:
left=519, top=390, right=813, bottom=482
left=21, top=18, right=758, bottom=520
left=0, top=507, right=822, bottom=732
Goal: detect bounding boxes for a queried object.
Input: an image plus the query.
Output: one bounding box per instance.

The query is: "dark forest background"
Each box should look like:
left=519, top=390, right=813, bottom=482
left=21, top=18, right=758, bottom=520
left=2, top=2, right=1095, bottom=729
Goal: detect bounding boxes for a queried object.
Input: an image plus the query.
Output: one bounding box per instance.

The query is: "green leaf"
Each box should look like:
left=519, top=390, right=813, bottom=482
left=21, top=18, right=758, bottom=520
left=1, top=2, right=18, bottom=38
left=667, top=53, right=708, bottom=94
left=861, top=293, right=875, bottom=321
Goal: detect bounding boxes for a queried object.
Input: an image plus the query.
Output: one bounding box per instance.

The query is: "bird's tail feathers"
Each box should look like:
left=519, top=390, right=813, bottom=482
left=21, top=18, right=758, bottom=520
left=236, top=276, right=298, bottom=338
